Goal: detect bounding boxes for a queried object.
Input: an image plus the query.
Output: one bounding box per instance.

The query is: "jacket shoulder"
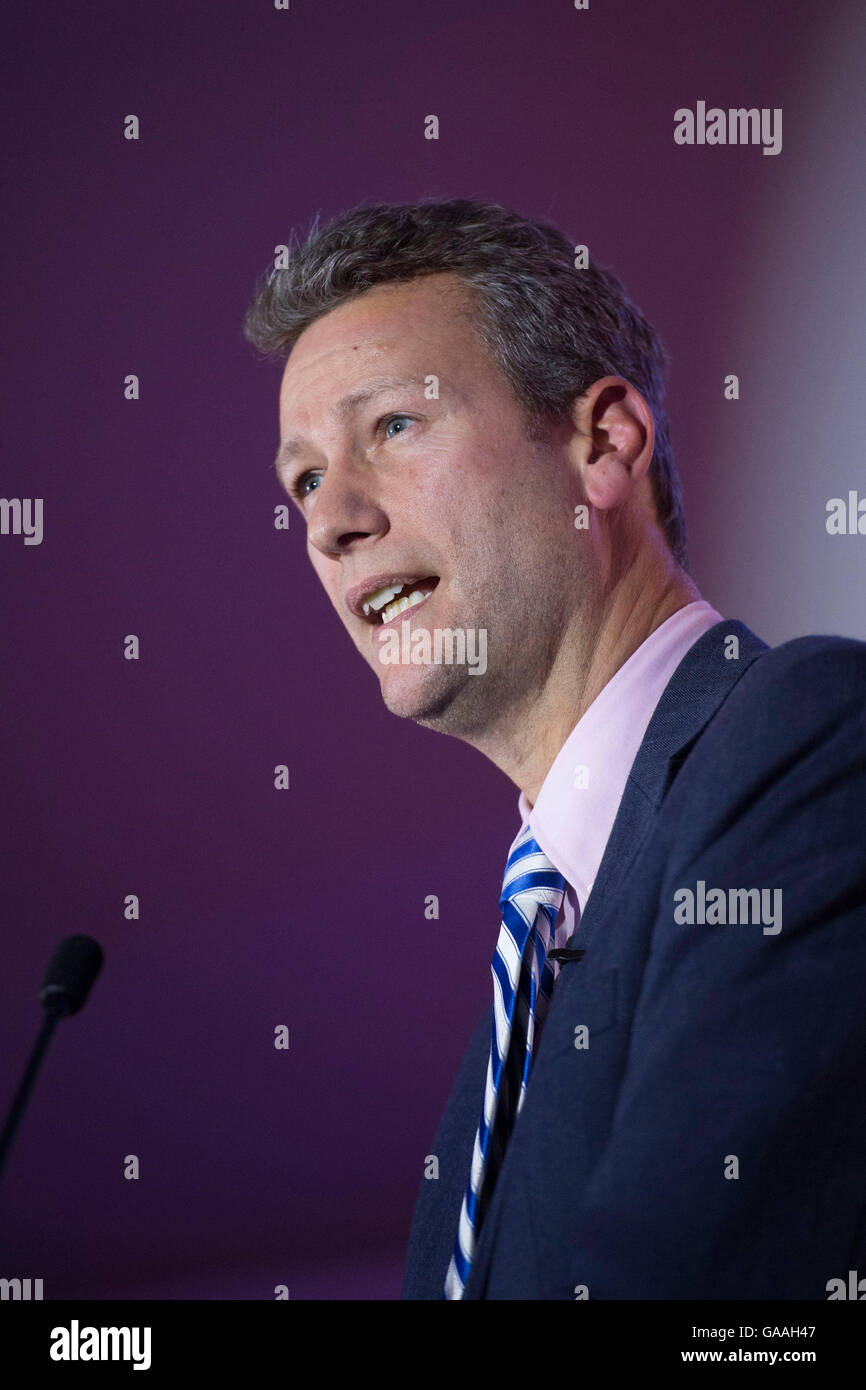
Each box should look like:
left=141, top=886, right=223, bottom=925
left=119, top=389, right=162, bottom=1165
left=741, top=630, right=866, bottom=688
left=714, top=631, right=866, bottom=737
left=662, top=631, right=866, bottom=860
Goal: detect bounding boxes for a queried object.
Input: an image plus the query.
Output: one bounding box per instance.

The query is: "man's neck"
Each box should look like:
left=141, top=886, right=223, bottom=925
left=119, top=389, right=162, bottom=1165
left=473, top=556, right=702, bottom=804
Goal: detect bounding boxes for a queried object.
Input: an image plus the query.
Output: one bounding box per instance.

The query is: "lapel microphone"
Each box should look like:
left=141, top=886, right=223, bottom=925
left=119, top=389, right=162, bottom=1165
left=548, top=946, right=585, bottom=964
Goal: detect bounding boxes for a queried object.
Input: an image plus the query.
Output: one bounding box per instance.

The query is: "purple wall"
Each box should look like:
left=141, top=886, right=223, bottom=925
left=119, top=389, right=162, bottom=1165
left=2, top=0, right=862, bottom=1298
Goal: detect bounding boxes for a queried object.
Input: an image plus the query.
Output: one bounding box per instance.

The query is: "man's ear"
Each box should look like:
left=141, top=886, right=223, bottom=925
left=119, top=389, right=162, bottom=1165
left=570, top=375, right=655, bottom=512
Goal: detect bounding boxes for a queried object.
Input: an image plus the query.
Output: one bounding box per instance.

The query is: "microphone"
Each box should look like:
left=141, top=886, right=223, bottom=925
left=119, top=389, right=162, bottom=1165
left=0, top=935, right=104, bottom=1179
left=548, top=946, right=586, bottom=964
left=39, top=935, right=104, bottom=1017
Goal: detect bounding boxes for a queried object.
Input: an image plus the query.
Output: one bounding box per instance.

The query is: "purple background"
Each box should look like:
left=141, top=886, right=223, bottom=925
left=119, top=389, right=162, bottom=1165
left=2, top=0, right=864, bottom=1299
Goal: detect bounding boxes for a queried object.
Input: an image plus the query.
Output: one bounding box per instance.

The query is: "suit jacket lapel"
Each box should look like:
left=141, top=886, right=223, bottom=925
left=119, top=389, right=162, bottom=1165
left=401, top=1001, right=493, bottom=1298
left=403, top=619, right=768, bottom=1298
left=462, top=618, right=769, bottom=1298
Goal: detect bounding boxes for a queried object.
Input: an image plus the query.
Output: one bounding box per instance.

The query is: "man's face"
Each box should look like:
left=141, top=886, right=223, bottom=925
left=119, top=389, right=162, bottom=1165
left=276, top=271, right=585, bottom=739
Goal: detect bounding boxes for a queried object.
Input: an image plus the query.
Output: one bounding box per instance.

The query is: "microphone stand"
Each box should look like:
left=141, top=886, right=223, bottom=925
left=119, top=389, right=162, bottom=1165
left=0, top=1002, right=68, bottom=1179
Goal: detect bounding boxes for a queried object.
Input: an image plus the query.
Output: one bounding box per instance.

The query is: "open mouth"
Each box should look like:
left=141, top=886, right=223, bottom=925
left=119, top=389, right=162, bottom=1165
left=362, top=577, right=439, bottom=625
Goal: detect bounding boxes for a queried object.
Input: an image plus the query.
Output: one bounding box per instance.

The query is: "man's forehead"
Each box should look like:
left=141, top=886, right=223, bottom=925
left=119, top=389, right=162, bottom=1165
left=277, top=277, right=484, bottom=438
left=281, top=274, right=476, bottom=381
left=278, top=343, right=441, bottom=430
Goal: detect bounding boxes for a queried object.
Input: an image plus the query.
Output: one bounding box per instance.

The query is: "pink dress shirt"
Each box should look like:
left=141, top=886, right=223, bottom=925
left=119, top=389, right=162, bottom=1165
left=517, top=599, right=723, bottom=954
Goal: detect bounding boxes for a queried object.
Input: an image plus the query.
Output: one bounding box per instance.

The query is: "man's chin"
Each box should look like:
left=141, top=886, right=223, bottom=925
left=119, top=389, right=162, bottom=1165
left=377, top=664, right=469, bottom=726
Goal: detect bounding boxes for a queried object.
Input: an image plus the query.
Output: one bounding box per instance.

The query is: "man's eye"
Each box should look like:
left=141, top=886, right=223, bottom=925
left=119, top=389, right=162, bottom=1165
left=293, top=472, right=321, bottom=500
left=381, top=413, right=415, bottom=438
left=290, top=415, right=414, bottom=499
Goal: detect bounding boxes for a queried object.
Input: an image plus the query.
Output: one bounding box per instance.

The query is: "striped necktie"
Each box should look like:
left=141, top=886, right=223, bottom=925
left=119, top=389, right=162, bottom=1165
left=443, top=824, right=567, bottom=1299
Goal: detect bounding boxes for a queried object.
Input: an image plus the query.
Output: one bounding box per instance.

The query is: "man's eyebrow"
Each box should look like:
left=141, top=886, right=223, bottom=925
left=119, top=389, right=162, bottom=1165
left=273, top=374, right=430, bottom=473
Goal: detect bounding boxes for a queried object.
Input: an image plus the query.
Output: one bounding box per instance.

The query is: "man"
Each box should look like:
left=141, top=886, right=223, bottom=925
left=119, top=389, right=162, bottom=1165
left=244, top=198, right=866, bottom=1300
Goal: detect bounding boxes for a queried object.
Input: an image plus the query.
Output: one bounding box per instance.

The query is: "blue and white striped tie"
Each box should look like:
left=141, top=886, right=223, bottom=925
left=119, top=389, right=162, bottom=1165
left=444, top=824, right=567, bottom=1299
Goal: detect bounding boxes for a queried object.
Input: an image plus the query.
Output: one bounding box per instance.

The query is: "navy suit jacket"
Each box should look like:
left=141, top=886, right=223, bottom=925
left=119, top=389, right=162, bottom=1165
left=402, top=619, right=866, bottom=1299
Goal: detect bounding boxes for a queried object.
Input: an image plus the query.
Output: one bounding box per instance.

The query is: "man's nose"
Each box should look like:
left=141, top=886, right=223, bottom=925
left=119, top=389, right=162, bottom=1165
left=306, top=460, right=388, bottom=557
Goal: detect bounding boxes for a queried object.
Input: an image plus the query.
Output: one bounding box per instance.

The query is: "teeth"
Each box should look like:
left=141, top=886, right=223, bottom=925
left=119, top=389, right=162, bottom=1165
left=361, top=583, right=404, bottom=616
left=380, top=587, right=432, bottom=624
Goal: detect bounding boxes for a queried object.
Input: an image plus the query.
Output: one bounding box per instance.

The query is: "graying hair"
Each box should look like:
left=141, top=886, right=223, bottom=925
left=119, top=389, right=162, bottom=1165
left=243, top=197, right=688, bottom=567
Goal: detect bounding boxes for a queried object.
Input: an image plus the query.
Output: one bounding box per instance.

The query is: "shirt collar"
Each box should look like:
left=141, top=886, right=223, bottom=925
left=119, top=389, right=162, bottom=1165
left=516, top=600, right=723, bottom=908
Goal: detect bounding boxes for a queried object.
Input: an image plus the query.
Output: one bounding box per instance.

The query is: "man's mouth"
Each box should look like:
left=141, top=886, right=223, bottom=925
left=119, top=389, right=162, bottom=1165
left=356, top=577, right=440, bottom=625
